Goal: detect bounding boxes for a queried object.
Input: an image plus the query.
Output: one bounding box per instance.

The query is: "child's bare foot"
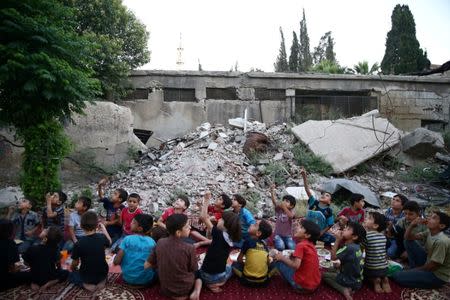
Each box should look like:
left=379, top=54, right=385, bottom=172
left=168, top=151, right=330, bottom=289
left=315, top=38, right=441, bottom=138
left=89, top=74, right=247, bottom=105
left=373, top=278, right=383, bottom=293
left=208, top=282, right=224, bottom=293
left=382, top=277, right=391, bottom=293
left=342, top=287, right=353, bottom=300
left=189, top=279, right=202, bottom=300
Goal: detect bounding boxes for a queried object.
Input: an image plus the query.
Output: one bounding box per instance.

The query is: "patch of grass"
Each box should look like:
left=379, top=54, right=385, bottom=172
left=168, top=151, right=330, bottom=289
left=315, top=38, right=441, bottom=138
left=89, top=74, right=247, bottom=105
left=247, top=150, right=267, bottom=166
left=355, top=162, right=370, bottom=174
left=399, top=164, right=441, bottom=182
left=443, top=130, right=450, bottom=151
left=263, top=162, right=289, bottom=186
left=292, top=143, right=333, bottom=176
left=382, top=156, right=402, bottom=171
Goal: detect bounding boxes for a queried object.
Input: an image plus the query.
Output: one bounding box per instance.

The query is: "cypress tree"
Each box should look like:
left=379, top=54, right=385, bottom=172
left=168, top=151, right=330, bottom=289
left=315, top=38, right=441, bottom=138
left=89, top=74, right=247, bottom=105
left=299, top=9, right=312, bottom=71
left=325, top=34, right=336, bottom=63
left=274, top=27, right=288, bottom=72
left=289, top=31, right=300, bottom=72
left=381, top=4, right=430, bottom=74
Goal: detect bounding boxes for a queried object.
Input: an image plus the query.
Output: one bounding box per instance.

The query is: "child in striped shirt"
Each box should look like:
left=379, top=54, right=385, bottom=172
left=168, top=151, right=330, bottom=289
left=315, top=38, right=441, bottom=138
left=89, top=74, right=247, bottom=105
left=363, top=211, right=390, bottom=293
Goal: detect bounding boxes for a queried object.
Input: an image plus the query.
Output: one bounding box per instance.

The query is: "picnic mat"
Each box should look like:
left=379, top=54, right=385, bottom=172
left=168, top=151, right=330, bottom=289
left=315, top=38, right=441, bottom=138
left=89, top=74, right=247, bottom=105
left=2, top=272, right=450, bottom=300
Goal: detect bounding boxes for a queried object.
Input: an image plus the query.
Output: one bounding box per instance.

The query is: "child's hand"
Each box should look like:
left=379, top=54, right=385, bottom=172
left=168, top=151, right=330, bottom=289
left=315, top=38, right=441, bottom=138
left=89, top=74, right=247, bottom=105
left=270, top=183, right=276, bottom=191
left=332, top=229, right=343, bottom=240
left=45, top=193, right=52, bottom=202
left=274, top=252, right=284, bottom=261
left=204, top=191, right=212, bottom=200
left=144, top=261, right=151, bottom=269
left=411, top=217, right=426, bottom=227
left=98, top=177, right=108, bottom=186
left=279, top=201, right=287, bottom=209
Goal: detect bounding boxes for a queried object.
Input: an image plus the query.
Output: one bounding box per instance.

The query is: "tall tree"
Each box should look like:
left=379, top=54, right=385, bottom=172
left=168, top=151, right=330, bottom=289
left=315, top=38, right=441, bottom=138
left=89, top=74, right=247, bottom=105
left=274, top=27, right=288, bottom=72
left=288, top=31, right=300, bottom=72
left=381, top=4, right=430, bottom=74
left=299, top=9, right=312, bottom=71
left=0, top=0, right=100, bottom=204
left=63, top=0, right=150, bottom=99
left=313, top=31, right=334, bottom=65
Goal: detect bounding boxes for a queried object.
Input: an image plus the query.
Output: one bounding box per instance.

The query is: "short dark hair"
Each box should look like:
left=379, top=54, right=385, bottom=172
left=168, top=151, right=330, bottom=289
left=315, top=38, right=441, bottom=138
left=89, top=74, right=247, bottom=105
left=178, top=195, right=190, bottom=209
left=369, top=211, right=387, bottom=232
left=0, top=219, right=14, bottom=240
left=434, top=211, right=450, bottom=231
left=394, top=194, right=409, bottom=206
left=301, top=219, right=320, bottom=243
left=46, top=226, right=63, bottom=248
left=80, top=211, right=98, bottom=231
left=56, top=191, right=67, bottom=204
left=151, top=226, right=169, bottom=242
left=221, top=193, right=232, bottom=210
left=258, top=219, right=272, bottom=240
left=134, top=214, right=154, bottom=233
left=128, top=193, right=141, bottom=202
left=347, top=221, right=366, bottom=244
left=166, top=214, right=188, bottom=235
left=403, top=201, right=420, bottom=214
left=350, top=193, right=364, bottom=206
left=116, top=188, right=128, bottom=203
left=78, top=196, right=91, bottom=210
left=222, top=211, right=241, bottom=242
left=282, top=195, right=296, bottom=208
left=233, top=194, right=246, bottom=207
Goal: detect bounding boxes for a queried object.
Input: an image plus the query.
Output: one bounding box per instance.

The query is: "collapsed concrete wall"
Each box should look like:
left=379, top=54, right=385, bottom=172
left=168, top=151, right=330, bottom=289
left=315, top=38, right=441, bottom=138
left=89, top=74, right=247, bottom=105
left=0, top=101, right=145, bottom=184
left=125, top=71, right=450, bottom=142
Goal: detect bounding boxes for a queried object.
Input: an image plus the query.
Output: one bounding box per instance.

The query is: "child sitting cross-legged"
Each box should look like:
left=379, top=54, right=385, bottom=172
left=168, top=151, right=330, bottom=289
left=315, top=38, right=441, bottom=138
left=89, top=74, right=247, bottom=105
left=232, top=219, right=275, bottom=287
left=7, top=198, right=40, bottom=254
left=270, top=184, right=296, bottom=251
left=113, top=214, right=157, bottom=286
left=322, top=221, right=366, bottom=300
left=362, top=211, right=390, bottom=293
left=23, top=226, right=69, bottom=291
left=199, top=191, right=241, bottom=292
left=231, top=194, right=256, bottom=248
left=337, top=193, right=365, bottom=226
left=69, top=211, right=112, bottom=293
left=64, top=196, right=91, bottom=252
left=385, top=194, right=407, bottom=259
left=273, top=219, right=321, bottom=294
left=145, top=214, right=202, bottom=300
left=392, top=211, right=450, bottom=289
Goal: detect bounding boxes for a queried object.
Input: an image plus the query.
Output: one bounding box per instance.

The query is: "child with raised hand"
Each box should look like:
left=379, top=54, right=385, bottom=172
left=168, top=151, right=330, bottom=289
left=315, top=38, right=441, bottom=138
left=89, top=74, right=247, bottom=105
left=301, top=168, right=335, bottom=246
left=7, top=198, right=40, bottom=254
left=363, top=211, right=390, bottom=293
left=393, top=201, right=427, bottom=268
left=23, top=226, right=69, bottom=291
left=64, top=196, right=91, bottom=252
left=145, top=214, right=202, bottom=300
left=270, top=184, right=296, bottom=251
left=273, top=219, right=321, bottom=293
left=232, top=219, right=275, bottom=287
left=231, top=194, right=256, bottom=247
left=337, top=193, right=365, bottom=226
left=385, top=194, right=407, bottom=259
left=97, top=177, right=128, bottom=244
left=41, top=191, right=67, bottom=239
left=207, top=193, right=232, bottom=224
left=199, top=191, right=241, bottom=292
left=156, top=195, right=190, bottom=229
left=113, top=214, right=157, bottom=286
left=322, top=222, right=366, bottom=300
left=111, top=193, right=143, bottom=252
left=69, top=211, right=112, bottom=293
left=392, top=211, right=450, bottom=289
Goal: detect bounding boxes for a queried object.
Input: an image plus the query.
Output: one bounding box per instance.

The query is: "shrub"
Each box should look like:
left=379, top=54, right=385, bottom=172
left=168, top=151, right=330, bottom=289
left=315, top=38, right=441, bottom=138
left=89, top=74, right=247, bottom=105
left=292, top=143, right=333, bottom=176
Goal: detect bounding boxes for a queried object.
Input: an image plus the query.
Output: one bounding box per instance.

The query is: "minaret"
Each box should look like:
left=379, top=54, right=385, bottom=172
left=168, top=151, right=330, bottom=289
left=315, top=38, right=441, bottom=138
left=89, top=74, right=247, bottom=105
left=176, top=33, right=184, bottom=70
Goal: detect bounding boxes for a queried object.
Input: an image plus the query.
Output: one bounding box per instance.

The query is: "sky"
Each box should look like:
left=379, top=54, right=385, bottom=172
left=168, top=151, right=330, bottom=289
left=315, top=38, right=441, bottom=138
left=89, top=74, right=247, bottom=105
left=123, top=0, right=450, bottom=72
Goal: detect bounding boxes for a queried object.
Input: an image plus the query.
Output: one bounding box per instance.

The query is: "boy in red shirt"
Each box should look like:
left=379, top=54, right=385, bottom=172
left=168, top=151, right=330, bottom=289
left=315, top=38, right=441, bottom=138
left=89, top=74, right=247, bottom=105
left=337, top=193, right=365, bottom=228
left=112, top=193, right=142, bottom=252
left=207, top=193, right=232, bottom=224
left=273, top=219, right=321, bottom=293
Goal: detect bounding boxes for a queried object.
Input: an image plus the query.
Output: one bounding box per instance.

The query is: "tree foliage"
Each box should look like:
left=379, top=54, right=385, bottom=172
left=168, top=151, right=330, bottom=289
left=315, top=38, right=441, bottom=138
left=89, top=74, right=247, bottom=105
left=288, top=31, right=300, bottom=72
left=313, top=31, right=335, bottom=65
left=311, top=60, right=347, bottom=74
left=353, top=61, right=380, bottom=75
left=274, top=27, right=288, bottom=72
left=63, top=0, right=150, bottom=99
left=0, top=0, right=100, bottom=205
left=381, top=4, right=430, bottom=74
left=298, top=9, right=312, bottom=71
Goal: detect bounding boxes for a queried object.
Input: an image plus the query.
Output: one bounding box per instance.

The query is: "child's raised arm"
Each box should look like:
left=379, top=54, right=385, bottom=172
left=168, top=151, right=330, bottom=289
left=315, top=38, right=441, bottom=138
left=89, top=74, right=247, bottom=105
left=200, top=191, right=214, bottom=231
left=270, top=184, right=278, bottom=210
left=300, top=168, right=312, bottom=198
left=98, top=222, right=112, bottom=246
left=97, top=177, right=108, bottom=199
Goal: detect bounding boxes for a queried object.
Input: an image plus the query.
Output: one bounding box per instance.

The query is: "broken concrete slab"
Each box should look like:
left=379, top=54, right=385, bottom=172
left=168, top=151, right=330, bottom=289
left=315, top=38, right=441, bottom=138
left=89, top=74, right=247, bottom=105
left=228, top=118, right=250, bottom=129
left=321, top=178, right=380, bottom=207
left=208, top=142, right=218, bottom=151
left=401, top=128, right=444, bottom=158
left=273, top=153, right=283, bottom=161
left=285, top=186, right=309, bottom=201
left=0, top=186, right=24, bottom=208
left=291, top=115, right=401, bottom=173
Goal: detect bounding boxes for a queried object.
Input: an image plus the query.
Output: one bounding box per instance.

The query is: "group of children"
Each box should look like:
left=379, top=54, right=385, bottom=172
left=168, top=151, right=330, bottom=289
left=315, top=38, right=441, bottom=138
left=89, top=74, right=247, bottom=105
left=1, top=169, right=450, bottom=299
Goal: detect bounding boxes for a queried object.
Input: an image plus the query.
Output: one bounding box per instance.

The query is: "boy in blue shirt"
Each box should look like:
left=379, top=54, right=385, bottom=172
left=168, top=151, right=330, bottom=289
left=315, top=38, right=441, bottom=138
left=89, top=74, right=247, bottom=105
left=301, top=168, right=335, bottom=246
left=231, top=194, right=256, bottom=248
left=113, top=214, right=156, bottom=286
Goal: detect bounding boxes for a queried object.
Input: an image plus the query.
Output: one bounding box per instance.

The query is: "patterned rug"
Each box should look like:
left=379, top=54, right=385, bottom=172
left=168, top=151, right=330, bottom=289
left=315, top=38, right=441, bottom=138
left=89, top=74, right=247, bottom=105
left=2, top=273, right=449, bottom=300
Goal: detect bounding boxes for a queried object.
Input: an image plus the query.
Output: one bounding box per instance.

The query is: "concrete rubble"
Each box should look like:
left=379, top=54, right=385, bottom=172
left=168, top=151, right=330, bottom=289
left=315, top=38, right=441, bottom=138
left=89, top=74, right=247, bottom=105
left=291, top=111, right=402, bottom=173
left=401, top=127, right=445, bottom=158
